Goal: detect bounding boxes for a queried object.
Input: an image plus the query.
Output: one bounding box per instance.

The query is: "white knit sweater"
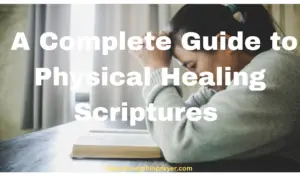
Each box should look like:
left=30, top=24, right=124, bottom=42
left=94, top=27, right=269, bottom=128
left=143, top=49, right=300, bottom=163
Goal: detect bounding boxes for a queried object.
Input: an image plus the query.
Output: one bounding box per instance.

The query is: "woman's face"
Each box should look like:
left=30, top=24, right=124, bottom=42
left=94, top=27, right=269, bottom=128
left=173, top=46, right=249, bottom=90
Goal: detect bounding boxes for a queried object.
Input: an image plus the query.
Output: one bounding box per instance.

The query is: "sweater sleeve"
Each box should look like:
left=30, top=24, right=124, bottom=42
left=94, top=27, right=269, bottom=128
left=142, top=63, right=298, bottom=163
left=185, top=86, right=216, bottom=108
left=143, top=69, right=216, bottom=107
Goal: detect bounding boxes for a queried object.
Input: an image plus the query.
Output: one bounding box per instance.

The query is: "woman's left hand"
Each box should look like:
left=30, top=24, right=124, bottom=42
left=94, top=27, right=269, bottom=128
left=130, top=32, right=172, bottom=69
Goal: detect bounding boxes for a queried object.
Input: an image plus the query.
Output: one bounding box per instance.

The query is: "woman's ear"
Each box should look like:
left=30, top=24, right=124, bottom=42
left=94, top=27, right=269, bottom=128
left=216, top=32, right=232, bottom=55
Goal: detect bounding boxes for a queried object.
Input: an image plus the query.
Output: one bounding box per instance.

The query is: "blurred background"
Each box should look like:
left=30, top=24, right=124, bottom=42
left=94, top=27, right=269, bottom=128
left=0, top=4, right=299, bottom=140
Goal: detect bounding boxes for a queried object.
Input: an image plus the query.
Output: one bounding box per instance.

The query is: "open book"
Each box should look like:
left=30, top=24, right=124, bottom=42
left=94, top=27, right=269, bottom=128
left=71, top=129, right=161, bottom=159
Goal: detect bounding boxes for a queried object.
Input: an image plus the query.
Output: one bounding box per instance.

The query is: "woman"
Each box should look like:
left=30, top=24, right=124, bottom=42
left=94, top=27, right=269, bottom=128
left=133, top=4, right=300, bottom=164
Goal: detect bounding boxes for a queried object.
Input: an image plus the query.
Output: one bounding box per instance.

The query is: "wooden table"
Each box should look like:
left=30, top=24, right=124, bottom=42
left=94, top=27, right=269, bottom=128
left=1, top=120, right=300, bottom=172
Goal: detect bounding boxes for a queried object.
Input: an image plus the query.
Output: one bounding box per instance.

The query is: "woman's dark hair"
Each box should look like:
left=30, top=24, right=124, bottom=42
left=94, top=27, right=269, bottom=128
left=169, top=4, right=276, bottom=55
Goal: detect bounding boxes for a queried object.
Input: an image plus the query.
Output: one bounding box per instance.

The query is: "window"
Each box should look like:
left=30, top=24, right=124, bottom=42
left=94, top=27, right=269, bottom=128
left=70, top=5, right=96, bottom=102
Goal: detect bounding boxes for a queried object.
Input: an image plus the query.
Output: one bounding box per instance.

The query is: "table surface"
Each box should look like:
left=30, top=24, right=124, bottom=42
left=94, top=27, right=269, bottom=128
left=1, top=120, right=300, bottom=172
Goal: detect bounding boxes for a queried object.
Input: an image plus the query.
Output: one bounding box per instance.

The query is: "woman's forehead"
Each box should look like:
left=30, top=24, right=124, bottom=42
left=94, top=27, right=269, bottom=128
left=173, top=46, right=197, bottom=61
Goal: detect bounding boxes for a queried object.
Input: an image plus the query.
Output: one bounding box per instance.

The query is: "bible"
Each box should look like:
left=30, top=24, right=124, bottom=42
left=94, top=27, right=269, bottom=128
left=71, top=129, right=161, bottom=159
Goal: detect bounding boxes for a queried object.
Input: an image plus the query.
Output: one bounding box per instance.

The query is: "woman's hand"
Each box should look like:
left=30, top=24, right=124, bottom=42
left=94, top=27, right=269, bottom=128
left=130, top=32, right=172, bottom=69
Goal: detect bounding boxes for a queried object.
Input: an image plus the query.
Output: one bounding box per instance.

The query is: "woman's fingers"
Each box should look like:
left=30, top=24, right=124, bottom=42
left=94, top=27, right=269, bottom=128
left=129, top=31, right=172, bottom=69
left=159, top=31, right=169, bottom=36
left=131, top=31, right=171, bottom=55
